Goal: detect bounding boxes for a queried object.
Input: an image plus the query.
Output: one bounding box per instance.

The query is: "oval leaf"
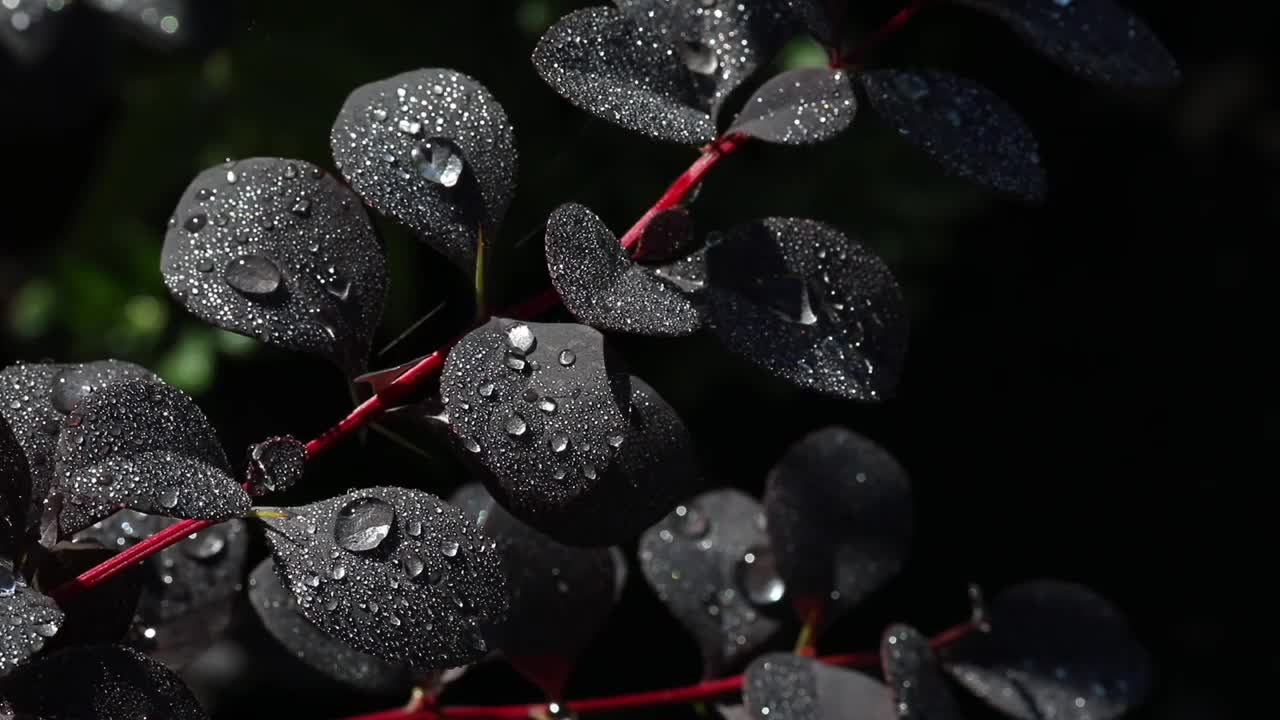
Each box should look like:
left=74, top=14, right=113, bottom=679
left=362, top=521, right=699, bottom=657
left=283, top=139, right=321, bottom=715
left=477, top=490, right=619, bottom=697
left=730, top=67, right=857, bottom=145
left=256, top=486, right=508, bottom=670
left=943, top=580, right=1152, bottom=720
left=612, top=0, right=803, bottom=115
left=546, top=203, right=704, bottom=337
left=0, top=560, right=63, bottom=676
left=161, top=157, right=387, bottom=376
left=52, top=380, right=248, bottom=535
left=331, top=68, right=517, bottom=269
left=860, top=69, right=1046, bottom=202
left=75, top=510, right=250, bottom=669
left=533, top=7, right=716, bottom=145
left=249, top=558, right=411, bottom=695
left=953, top=0, right=1179, bottom=88
left=744, top=653, right=896, bottom=720
left=882, top=624, right=964, bottom=720
left=705, top=218, right=908, bottom=402
left=0, top=361, right=159, bottom=542
left=765, top=427, right=913, bottom=621
left=0, top=644, right=207, bottom=719
left=441, top=319, right=633, bottom=540
left=638, top=490, right=785, bottom=677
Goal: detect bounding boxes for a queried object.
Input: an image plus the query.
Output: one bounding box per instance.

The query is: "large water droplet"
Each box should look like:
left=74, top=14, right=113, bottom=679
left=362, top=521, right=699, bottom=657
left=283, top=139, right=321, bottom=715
left=505, top=412, right=528, bottom=438
left=680, top=40, right=719, bottom=75
left=334, top=497, right=396, bottom=553
left=549, top=433, right=570, bottom=454
left=400, top=549, right=425, bottom=579
left=440, top=540, right=460, bottom=558
left=410, top=138, right=465, bottom=187
left=158, top=489, right=179, bottom=509
left=506, top=324, right=537, bottom=355
left=224, top=255, right=284, bottom=298
left=736, top=546, right=786, bottom=606
left=183, top=213, right=208, bottom=233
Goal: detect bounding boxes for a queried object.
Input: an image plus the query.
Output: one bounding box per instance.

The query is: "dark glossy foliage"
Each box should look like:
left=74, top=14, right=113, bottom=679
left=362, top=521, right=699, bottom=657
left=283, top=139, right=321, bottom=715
left=743, top=653, right=895, bottom=720
left=332, top=68, right=517, bottom=270
left=730, top=68, right=857, bottom=145
left=162, top=157, right=387, bottom=376
left=256, top=486, right=509, bottom=670
left=638, top=490, right=785, bottom=677
left=943, top=580, right=1151, bottom=720
left=0, top=560, right=63, bottom=676
left=881, top=624, right=964, bottom=720
left=32, top=543, right=143, bottom=652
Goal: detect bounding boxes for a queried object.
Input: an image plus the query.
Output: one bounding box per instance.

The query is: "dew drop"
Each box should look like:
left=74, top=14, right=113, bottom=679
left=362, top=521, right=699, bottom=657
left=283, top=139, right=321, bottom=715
left=290, top=199, right=313, bottom=218
left=183, top=213, right=208, bottom=233
left=537, top=397, right=558, bottom=414
left=549, top=433, right=570, bottom=454
left=410, top=138, right=465, bottom=187
left=462, top=437, right=481, bottom=454
left=680, top=41, right=719, bottom=75
left=477, top=382, right=495, bottom=398
left=158, top=489, right=179, bottom=509
left=400, top=550, right=425, bottom=579
left=504, top=413, right=528, bottom=438
left=736, top=545, right=786, bottom=606
left=441, top=540, right=460, bottom=558
left=224, top=255, right=284, bottom=298
left=505, top=324, right=537, bottom=354
left=334, top=497, right=396, bottom=553
left=558, top=349, right=576, bottom=367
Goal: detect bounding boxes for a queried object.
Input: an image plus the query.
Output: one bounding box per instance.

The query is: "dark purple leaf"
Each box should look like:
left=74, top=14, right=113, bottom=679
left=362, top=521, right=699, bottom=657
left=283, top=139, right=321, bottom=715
left=638, top=490, right=785, bottom=677
left=331, top=68, right=517, bottom=269
left=0, top=645, right=207, bottom=719
left=953, top=0, right=1179, bottom=88
left=546, top=203, right=704, bottom=337
left=0, top=361, right=159, bottom=542
left=533, top=7, right=716, bottom=145
left=162, top=157, right=387, bottom=376
left=612, top=0, right=805, bottom=116
left=249, top=558, right=411, bottom=695
left=476, top=489, right=619, bottom=696
left=943, top=580, right=1152, bottom=720
left=730, top=68, right=857, bottom=145
left=256, top=486, right=508, bottom=670
left=0, top=416, right=29, bottom=559
left=744, top=653, right=895, bottom=720
left=765, top=427, right=913, bottom=620
left=52, top=380, right=248, bottom=535
left=0, top=559, right=63, bottom=676
left=882, top=624, right=964, bottom=720
left=705, top=218, right=908, bottom=402
left=74, top=510, right=250, bottom=670
left=860, top=69, right=1046, bottom=202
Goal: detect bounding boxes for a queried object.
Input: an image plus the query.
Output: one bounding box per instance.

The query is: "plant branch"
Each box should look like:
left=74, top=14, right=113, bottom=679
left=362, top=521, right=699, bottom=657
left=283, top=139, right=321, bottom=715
left=843, top=0, right=934, bottom=67
left=343, top=621, right=977, bottom=720
left=47, top=132, right=746, bottom=609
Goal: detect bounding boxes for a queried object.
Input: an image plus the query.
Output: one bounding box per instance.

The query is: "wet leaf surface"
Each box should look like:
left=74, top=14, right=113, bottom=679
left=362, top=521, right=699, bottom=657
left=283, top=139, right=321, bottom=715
left=744, top=653, right=895, bottom=720
left=477, top=489, right=619, bottom=696
left=256, top=486, right=508, bottom=670
left=881, top=624, right=964, bottom=720
left=943, top=580, right=1152, bottom=720
left=0, top=361, right=159, bottom=541
left=441, top=318, right=638, bottom=544
left=0, top=559, right=63, bottom=676
left=161, top=157, right=387, bottom=376
left=74, top=510, right=250, bottom=669
left=546, top=203, right=704, bottom=337
left=0, top=644, right=208, bottom=719
left=953, top=0, right=1180, bottom=88
left=249, top=558, right=411, bottom=695
left=244, top=436, right=306, bottom=496
left=764, top=427, right=913, bottom=620
left=332, top=68, right=516, bottom=268
left=705, top=218, right=908, bottom=402
left=533, top=7, right=717, bottom=145
left=0, top=416, right=29, bottom=559
left=52, top=380, right=248, bottom=535
left=730, top=68, right=856, bottom=145
left=638, top=489, right=785, bottom=677
left=612, top=0, right=803, bottom=116
left=860, top=69, right=1046, bottom=202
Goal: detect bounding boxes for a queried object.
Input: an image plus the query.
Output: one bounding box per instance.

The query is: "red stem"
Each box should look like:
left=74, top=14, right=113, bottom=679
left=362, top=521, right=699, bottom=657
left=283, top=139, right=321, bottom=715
left=47, top=135, right=745, bottom=606
left=843, top=0, right=934, bottom=66
left=344, top=622, right=976, bottom=720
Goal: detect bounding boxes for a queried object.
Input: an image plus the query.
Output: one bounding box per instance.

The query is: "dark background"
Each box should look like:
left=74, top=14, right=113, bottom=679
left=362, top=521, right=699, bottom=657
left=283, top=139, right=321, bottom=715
left=0, top=1, right=1262, bottom=719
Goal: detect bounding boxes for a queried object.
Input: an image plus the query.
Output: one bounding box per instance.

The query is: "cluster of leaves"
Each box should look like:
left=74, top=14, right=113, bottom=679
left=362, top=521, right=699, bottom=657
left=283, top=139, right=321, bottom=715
left=0, top=0, right=1176, bottom=718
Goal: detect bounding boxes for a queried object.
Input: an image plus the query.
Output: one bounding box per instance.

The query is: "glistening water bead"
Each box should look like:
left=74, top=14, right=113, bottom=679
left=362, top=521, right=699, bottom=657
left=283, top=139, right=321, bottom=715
left=737, top=546, right=786, bottom=606
left=410, top=139, right=465, bottom=187
left=224, top=255, right=283, bottom=298
left=334, top=497, right=396, bottom=552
